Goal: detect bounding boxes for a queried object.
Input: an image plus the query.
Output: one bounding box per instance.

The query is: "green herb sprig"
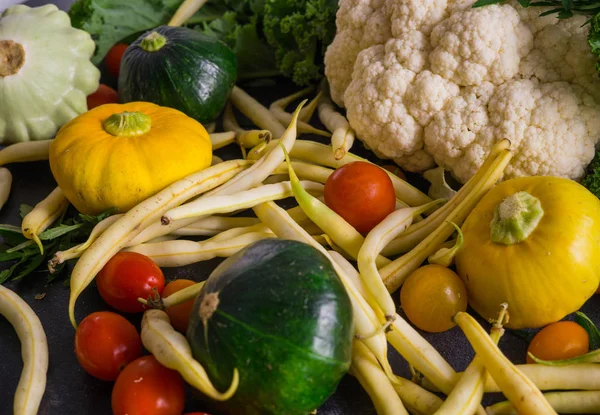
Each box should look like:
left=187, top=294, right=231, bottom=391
left=0, top=206, right=116, bottom=284
left=473, top=0, right=600, bottom=20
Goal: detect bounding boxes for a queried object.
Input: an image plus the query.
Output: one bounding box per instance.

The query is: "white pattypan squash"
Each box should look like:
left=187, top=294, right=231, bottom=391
left=0, top=4, right=100, bottom=143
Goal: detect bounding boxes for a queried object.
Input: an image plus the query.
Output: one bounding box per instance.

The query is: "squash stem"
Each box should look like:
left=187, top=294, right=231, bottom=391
left=140, top=32, right=167, bottom=52
left=102, top=111, right=152, bottom=137
left=490, top=191, right=544, bottom=245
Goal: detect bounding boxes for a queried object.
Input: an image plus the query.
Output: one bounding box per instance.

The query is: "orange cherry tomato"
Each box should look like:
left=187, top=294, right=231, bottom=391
left=526, top=321, right=589, bottom=364
left=381, top=164, right=407, bottom=181
left=105, top=43, right=128, bottom=78
left=400, top=265, right=468, bottom=333
left=87, top=84, right=118, bottom=110
left=97, top=252, right=165, bottom=313
left=112, top=356, right=185, bottom=415
left=324, top=161, right=396, bottom=233
left=162, top=279, right=196, bottom=333
left=74, top=311, right=142, bottom=381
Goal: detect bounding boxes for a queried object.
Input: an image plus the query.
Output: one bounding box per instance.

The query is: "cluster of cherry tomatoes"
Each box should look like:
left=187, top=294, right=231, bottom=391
left=74, top=251, right=204, bottom=415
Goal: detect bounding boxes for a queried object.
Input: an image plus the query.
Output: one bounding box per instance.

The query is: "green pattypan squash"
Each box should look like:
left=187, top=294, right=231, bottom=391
left=0, top=5, right=100, bottom=143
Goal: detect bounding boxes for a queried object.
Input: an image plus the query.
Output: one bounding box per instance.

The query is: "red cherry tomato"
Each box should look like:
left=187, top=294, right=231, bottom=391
left=105, top=43, right=128, bottom=78
left=162, top=279, right=196, bottom=333
left=74, top=311, right=142, bottom=381
left=324, top=161, right=396, bottom=233
left=112, top=356, right=185, bottom=415
left=87, top=84, right=118, bottom=110
left=97, top=252, right=165, bottom=313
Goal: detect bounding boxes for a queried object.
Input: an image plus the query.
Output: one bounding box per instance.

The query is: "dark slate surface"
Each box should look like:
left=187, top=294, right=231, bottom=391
left=1, top=79, right=599, bottom=415
left=2, top=2, right=600, bottom=412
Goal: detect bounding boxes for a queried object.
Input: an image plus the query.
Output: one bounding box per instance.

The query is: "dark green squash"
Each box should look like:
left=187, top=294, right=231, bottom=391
left=187, top=238, right=354, bottom=415
left=118, top=25, right=237, bottom=124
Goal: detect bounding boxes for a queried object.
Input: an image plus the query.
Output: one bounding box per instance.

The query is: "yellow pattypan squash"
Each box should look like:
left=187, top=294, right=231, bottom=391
left=49, top=102, right=212, bottom=215
left=455, top=177, right=600, bottom=329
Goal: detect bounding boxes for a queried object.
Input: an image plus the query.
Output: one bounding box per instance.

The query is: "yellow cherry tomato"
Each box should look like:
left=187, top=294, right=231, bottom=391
left=400, top=265, right=468, bottom=333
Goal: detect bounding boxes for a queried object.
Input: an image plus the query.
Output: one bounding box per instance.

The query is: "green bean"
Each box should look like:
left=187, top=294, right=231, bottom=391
left=433, top=305, right=507, bottom=415
left=141, top=309, right=238, bottom=400
left=427, top=222, right=463, bottom=267
left=0, top=167, right=12, bottom=211
left=380, top=146, right=513, bottom=293
left=250, top=140, right=431, bottom=207
left=329, top=251, right=458, bottom=396
left=482, top=364, right=600, bottom=392
left=486, top=391, right=600, bottom=415
left=125, top=232, right=274, bottom=267
left=230, top=86, right=286, bottom=138
left=161, top=180, right=323, bottom=224
left=270, top=88, right=331, bottom=137
left=318, top=84, right=355, bottom=160
left=21, top=187, right=69, bottom=254
left=0, top=140, right=51, bottom=166
left=68, top=160, right=251, bottom=328
left=350, top=340, right=409, bottom=415
left=454, top=310, right=557, bottom=415
left=139, top=281, right=205, bottom=310
left=358, top=200, right=444, bottom=319
left=283, top=149, right=391, bottom=268
left=0, top=285, right=48, bottom=415
left=210, top=132, right=237, bottom=150
left=382, top=140, right=512, bottom=256
left=171, top=216, right=260, bottom=236
left=223, top=102, right=272, bottom=149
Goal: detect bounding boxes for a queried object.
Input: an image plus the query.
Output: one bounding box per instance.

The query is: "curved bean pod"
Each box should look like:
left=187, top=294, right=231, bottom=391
left=141, top=309, right=238, bottom=401
left=0, top=167, right=12, bottom=211
left=454, top=311, right=557, bottom=415
left=0, top=140, right=51, bottom=166
left=68, top=160, right=251, bottom=328
left=21, top=187, right=69, bottom=254
left=0, top=285, right=48, bottom=415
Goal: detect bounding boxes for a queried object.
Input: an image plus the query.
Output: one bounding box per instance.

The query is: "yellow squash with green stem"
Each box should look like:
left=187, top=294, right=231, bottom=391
left=456, top=177, right=600, bottom=329
left=49, top=102, right=212, bottom=214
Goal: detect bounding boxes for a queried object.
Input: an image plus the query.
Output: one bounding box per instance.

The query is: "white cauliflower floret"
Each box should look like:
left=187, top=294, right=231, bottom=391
left=325, top=0, right=600, bottom=183
left=345, top=44, right=425, bottom=162
left=424, top=83, right=496, bottom=181
left=405, top=70, right=459, bottom=125
left=384, top=0, right=448, bottom=36
left=324, top=0, right=391, bottom=106
left=429, top=5, right=532, bottom=86
left=425, top=79, right=600, bottom=182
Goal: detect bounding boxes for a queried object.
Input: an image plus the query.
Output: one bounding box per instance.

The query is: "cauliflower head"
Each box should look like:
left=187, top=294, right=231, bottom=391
left=324, top=0, right=600, bottom=182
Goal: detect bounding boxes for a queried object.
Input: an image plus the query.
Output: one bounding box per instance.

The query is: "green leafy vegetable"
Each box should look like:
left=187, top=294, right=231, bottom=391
left=582, top=151, right=600, bottom=199
left=473, top=0, right=600, bottom=19
left=0, top=206, right=117, bottom=284
left=575, top=311, right=600, bottom=350
left=68, top=0, right=338, bottom=85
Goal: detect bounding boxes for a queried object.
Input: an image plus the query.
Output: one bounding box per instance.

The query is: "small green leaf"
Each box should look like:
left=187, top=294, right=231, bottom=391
left=472, top=0, right=505, bottom=7
left=39, top=223, right=84, bottom=241
left=575, top=311, right=600, bottom=350
left=0, top=224, right=23, bottom=234
left=19, top=204, right=33, bottom=219
left=78, top=208, right=119, bottom=224
left=6, top=240, right=34, bottom=253
left=0, top=250, right=28, bottom=262
left=0, top=257, right=28, bottom=284
left=12, top=255, right=45, bottom=282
